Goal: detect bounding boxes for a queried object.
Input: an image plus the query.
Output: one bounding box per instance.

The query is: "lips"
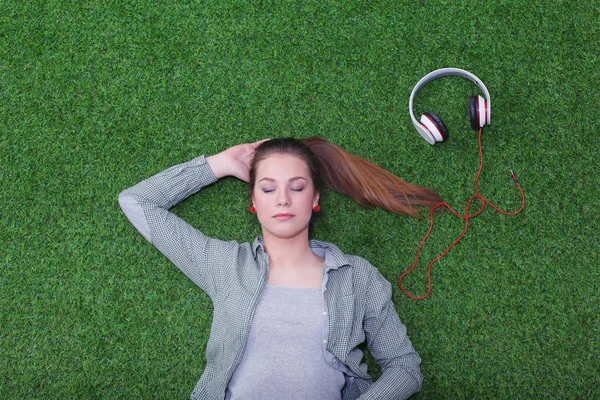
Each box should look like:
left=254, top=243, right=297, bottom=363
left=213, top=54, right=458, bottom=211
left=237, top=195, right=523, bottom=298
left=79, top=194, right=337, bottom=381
left=273, top=213, right=294, bottom=221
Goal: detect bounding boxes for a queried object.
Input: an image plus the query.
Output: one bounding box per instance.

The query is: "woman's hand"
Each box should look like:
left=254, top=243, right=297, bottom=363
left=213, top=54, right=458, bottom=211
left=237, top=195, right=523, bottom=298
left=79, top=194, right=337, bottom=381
left=206, top=139, right=269, bottom=182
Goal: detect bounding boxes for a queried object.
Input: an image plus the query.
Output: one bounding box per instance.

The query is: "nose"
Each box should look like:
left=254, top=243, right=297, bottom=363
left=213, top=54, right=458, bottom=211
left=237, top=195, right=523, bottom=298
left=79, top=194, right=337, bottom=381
left=277, top=189, right=290, bottom=207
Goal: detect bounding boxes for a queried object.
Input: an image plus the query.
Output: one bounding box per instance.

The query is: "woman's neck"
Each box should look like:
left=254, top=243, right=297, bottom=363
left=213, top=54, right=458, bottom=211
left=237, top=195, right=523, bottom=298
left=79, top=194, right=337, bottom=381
left=262, top=232, right=318, bottom=269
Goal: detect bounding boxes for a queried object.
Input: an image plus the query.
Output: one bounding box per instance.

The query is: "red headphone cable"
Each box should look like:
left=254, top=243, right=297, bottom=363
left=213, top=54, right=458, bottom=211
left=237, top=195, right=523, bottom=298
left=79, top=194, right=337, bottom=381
left=399, top=128, right=526, bottom=300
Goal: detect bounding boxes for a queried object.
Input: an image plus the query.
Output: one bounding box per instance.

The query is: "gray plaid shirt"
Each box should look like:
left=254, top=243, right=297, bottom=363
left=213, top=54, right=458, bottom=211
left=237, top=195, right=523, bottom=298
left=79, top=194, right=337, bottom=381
left=118, top=155, right=422, bottom=400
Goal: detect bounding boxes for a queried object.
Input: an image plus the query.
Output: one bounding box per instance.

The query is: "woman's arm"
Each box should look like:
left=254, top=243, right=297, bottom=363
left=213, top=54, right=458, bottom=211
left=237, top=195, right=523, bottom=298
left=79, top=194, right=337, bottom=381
left=118, top=140, right=266, bottom=298
left=359, top=267, right=423, bottom=399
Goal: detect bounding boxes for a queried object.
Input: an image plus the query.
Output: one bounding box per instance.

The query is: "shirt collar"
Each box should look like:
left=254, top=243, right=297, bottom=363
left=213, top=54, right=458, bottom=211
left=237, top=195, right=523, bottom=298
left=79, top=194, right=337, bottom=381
left=252, top=236, right=350, bottom=271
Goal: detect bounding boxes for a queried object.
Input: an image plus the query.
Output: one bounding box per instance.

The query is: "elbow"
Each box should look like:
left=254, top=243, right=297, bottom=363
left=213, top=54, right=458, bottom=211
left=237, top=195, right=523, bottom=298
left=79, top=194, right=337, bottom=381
left=118, top=193, right=135, bottom=216
left=384, top=354, right=424, bottom=396
left=404, top=352, right=424, bottom=393
left=399, top=363, right=423, bottom=396
left=412, top=368, right=424, bottom=394
left=118, top=194, right=152, bottom=242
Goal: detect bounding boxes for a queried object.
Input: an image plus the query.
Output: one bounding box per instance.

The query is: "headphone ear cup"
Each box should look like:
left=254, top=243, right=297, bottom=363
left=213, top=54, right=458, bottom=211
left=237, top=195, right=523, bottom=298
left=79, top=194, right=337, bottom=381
left=469, top=95, right=480, bottom=130
left=470, top=95, right=489, bottom=129
left=423, top=111, right=449, bottom=142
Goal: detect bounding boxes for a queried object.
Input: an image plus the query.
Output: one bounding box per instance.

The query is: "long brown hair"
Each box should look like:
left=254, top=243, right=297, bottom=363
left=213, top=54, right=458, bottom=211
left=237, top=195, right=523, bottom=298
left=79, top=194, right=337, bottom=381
left=250, top=137, right=442, bottom=217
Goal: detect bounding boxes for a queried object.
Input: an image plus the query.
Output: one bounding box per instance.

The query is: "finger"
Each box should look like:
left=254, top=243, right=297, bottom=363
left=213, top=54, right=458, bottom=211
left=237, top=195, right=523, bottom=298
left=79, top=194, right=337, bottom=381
left=250, top=138, right=271, bottom=148
left=245, top=139, right=270, bottom=164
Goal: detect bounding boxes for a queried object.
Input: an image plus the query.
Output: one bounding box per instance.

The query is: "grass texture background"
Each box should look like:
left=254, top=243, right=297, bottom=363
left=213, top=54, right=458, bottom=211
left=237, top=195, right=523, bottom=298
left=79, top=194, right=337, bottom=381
left=1, top=1, right=599, bottom=398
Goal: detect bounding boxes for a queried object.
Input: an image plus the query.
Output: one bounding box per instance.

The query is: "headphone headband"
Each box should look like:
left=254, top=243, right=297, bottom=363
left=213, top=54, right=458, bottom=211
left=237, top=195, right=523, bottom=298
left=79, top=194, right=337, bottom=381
left=409, top=68, right=492, bottom=144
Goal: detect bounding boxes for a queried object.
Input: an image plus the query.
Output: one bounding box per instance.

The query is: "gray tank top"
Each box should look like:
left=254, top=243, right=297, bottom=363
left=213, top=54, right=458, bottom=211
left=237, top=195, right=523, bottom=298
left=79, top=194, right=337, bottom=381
left=225, top=284, right=345, bottom=400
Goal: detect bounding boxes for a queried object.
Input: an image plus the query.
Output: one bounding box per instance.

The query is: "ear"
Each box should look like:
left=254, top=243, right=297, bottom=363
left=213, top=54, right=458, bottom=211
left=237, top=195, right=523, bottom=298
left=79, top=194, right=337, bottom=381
left=313, top=190, right=320, bottom=206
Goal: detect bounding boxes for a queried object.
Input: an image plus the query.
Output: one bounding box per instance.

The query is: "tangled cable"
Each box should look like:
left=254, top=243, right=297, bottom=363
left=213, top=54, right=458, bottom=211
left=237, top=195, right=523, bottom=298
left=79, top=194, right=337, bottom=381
left=399, top=128, right=526, bottom=300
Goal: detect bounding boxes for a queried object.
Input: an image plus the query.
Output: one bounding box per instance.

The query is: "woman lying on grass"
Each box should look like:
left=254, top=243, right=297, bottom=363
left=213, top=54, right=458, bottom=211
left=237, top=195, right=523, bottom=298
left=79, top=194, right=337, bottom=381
left=118, top=137, right=441, bottom=400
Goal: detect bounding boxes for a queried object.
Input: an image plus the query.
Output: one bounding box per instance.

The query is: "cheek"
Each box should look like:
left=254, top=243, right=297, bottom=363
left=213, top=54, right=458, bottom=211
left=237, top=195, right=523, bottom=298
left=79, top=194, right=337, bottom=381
left=251, top=188, right=262, bottom=206
left=300, top=195, right=315, bottom=208
left=252, top=191, right=270, bottom=217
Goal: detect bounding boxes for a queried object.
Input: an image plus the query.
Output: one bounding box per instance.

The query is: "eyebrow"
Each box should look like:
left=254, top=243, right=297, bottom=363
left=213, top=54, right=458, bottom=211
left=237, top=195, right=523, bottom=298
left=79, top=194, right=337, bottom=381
left=258, top=177, right=308, bottom=183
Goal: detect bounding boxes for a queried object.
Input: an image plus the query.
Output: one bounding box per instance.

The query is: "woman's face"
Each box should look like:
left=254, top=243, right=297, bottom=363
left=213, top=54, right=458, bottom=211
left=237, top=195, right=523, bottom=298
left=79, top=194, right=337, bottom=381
left=252, top=153, right=319, bottom=241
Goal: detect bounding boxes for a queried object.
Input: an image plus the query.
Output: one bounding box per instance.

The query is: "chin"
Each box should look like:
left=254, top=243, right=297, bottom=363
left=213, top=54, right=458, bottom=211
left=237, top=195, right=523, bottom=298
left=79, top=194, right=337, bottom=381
left=263, top=224, right=310, bottom=240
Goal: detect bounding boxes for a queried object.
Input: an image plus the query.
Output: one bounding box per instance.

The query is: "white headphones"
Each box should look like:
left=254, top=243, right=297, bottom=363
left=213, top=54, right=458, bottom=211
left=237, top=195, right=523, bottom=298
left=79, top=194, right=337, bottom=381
left=409, top=68, right=492, bottom=145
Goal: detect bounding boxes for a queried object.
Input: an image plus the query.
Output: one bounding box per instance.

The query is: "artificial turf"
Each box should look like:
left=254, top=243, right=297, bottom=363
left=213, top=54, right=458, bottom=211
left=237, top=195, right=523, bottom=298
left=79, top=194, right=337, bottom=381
left=1, top=1, right=599, bottom=398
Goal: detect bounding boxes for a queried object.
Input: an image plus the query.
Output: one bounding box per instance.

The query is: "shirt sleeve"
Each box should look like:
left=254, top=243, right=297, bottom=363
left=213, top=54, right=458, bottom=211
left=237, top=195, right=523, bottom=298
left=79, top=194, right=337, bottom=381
left=359, top=266, right=423, bottom=399
left=118, top=155, right=239, bottom=299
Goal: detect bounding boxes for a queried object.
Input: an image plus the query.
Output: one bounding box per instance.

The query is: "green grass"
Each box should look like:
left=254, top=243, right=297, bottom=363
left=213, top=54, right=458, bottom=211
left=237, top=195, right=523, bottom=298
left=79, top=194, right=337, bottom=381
left=2, top=0, right=598, bottom=398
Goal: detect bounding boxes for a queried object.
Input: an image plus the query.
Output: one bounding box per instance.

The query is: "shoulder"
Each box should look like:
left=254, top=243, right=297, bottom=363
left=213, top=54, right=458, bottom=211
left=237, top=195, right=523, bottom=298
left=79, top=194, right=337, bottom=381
left=310, top=239, right=387, bottom=286
left=192, top=235, right=256, bottom=269
left=316, top=241, right=395, bottom=316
